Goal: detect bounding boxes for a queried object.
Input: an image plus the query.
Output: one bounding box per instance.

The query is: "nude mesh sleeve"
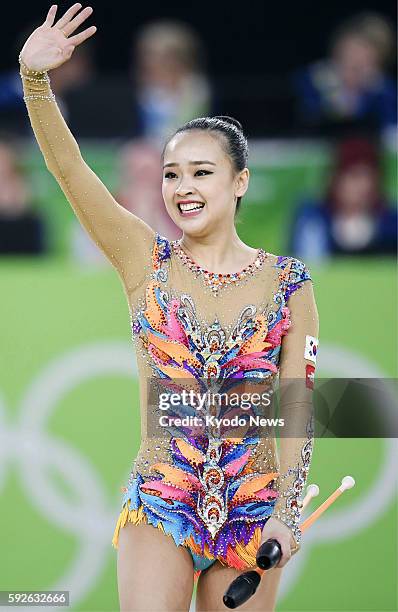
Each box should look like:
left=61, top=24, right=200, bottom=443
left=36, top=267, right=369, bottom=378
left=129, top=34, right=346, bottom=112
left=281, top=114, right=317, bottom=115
left=20, top=64, right=156, bottom=293
left=273, top=276, right=319, bottom=544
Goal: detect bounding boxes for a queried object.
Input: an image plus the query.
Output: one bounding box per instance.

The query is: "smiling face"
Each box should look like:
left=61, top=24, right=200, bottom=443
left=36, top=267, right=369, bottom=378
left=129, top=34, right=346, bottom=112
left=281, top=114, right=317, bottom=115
left=162, top=130, right=249, bottom=236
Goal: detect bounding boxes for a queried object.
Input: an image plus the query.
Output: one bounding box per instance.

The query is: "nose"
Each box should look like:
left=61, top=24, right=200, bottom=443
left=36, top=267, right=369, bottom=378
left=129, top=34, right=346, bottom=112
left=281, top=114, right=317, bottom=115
left=175, top=179, right=194, bottom=197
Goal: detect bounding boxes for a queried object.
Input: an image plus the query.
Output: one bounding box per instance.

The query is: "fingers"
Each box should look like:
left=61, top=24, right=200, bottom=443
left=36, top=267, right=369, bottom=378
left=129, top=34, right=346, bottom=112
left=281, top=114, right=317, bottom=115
left=68, top=25, right=97, bottom=46
left=62, top=6, right=93, bottom=37
left=54, top=3, right=82, bottom=30
left=44, top=4, right=57, bottom=27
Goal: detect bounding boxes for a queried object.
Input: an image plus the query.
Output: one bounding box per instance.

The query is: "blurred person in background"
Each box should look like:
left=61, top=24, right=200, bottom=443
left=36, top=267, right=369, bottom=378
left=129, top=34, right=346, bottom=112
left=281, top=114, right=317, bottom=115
left=289, top=137, right=397, bottom=260
left=46, top=19, right=215, bottom=140
left=0, top=135, right=46, bottom=254
left=130, top=20, right=213, bottom=143
left=116, top=140, right=181, bottom=240
left=292, top=12, right=397, bottom=136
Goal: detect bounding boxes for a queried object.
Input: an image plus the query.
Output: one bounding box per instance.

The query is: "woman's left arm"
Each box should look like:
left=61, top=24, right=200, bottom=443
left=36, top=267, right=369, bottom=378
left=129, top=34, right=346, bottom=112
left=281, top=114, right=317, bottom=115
left=261, top=267, right=319, bottom=567
left=273, top=276, right=319, bottom=531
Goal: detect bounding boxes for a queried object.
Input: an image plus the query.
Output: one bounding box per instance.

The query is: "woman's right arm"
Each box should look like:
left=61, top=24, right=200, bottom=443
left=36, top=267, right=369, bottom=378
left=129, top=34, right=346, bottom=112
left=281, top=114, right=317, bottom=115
left=19, top=4, right=156, bottom=291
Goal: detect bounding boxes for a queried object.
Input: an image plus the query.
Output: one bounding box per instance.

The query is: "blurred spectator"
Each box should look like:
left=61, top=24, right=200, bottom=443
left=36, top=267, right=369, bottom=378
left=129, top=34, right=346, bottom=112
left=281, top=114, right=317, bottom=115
left=55, top=19, right=214, bottom=141
left=72, top=19, right=215, bottom=140
left=289, top=137, right=397, bottom=260
left=0, top=135, right=46, bottom=254
left=130, top=20, right=213, bottom=142
left=116, top=139, right=181, bottom=239
left=292, top=13, right=397, bottom=136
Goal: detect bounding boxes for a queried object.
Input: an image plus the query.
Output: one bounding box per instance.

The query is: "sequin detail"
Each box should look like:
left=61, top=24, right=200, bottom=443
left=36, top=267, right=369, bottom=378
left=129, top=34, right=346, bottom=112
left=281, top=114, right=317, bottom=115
left=275, top=255, right=312, bottom=300
left=113, top=436, right=279, bottom=570
left=131, top=235, right=292, bottom=382
left=273, top=415, right=314, bottom=543
left=171, top=239, right=268, bottom=296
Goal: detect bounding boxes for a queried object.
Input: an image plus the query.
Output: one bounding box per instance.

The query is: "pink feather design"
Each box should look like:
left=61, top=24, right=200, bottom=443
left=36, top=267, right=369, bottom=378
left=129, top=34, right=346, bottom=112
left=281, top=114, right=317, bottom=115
left=225, top=352, right=278, bottom=372
left=255, top=488, right=279, bottom=501
left=265, top=306, right=291, bottom=347
left=140, top=481, right=194, bottom=504
left=224, top=448, right=253, bottom=477
left=161, top=299, right=188, bottom=345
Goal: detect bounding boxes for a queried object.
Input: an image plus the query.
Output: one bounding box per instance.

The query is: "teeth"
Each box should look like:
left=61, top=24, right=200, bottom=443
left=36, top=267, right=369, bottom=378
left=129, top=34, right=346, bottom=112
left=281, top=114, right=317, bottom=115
left=179, top=203, right=204, bottom=213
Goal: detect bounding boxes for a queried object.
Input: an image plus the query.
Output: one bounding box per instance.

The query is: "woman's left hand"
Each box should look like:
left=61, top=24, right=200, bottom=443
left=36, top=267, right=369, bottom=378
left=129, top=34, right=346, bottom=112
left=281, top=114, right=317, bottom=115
left=260, top=517, right=300, bottom=568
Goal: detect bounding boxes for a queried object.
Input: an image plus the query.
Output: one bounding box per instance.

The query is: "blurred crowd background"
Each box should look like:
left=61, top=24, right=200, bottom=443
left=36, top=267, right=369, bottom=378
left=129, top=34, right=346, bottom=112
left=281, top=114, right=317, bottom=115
left=0, top=1, right=396, bottom=261
left=1, top=3, right=397, bottom=612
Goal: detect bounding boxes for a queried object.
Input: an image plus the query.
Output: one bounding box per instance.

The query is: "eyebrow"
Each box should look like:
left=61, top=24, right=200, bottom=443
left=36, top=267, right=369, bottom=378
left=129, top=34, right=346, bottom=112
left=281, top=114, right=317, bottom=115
left=163, top=160, right=217, bottom=169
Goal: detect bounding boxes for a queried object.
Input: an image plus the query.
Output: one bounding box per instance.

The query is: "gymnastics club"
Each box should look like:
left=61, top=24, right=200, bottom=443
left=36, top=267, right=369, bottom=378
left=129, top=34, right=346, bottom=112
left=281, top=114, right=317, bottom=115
left=301, top=483, right=320, bottom=510
left=223, top=476, right=355, bottom=609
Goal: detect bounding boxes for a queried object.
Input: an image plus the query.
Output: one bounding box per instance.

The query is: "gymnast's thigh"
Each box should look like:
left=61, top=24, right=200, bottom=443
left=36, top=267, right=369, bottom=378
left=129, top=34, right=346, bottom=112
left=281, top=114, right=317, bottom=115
left=195, top=561, right=283, bottom=612
left=117, top=521, right=195, bottom=611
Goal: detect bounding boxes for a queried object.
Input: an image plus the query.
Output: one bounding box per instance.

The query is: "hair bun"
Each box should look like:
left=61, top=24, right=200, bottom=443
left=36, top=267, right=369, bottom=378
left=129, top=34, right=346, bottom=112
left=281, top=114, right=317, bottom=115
left=214, top=115, right=243, bottom=131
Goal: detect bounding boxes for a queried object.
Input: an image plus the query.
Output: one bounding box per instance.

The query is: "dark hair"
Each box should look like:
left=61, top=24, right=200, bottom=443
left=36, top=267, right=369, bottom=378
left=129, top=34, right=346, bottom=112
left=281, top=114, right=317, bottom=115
left=162, top=115, right=249, bottom=216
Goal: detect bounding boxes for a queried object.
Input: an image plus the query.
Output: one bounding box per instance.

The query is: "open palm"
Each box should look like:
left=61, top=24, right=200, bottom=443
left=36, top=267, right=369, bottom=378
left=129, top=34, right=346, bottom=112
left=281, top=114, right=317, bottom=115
left=19, top=3, right=96, bottom=72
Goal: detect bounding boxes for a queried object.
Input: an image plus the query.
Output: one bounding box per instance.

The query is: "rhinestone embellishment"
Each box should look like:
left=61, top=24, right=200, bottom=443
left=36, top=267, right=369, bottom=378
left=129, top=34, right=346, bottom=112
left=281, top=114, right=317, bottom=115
left=171, top=240, right=268, bottom=295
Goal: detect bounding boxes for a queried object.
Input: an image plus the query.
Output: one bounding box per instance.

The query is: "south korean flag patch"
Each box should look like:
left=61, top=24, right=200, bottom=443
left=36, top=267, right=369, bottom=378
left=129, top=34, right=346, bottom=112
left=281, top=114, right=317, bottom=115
left=304, top=335, right=318, bottom=364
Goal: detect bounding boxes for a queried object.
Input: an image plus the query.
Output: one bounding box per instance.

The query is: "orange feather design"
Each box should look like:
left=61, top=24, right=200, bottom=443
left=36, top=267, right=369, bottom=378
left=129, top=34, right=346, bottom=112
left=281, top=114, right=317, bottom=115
left=150, top=463, right=201, bottom=491
left=175, top=438, right=206, bottom=467
left=238, top=313, right=273, bottom=355
left=232, top=472, right=279, bottom=504
left=146, top=329, right=202, bottom=369
left=144, top=281, right=167, bottom=331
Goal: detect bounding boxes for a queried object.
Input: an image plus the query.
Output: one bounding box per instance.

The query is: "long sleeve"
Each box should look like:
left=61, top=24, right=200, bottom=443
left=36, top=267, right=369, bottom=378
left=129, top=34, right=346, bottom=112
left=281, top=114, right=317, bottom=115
left=20, top=63, right=156, bottom=293
left=272, top=266, right=319, bottom=544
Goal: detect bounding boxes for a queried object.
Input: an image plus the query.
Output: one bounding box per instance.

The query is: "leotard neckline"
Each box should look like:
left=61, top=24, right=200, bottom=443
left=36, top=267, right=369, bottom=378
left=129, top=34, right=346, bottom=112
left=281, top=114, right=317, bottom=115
left=170, top=239, right=268, bottom=295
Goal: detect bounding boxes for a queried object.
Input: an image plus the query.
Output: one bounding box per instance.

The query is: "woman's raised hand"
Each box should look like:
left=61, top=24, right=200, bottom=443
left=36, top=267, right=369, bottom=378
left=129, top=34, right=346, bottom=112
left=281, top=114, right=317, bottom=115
left=19, top=4, right=96, bottom=72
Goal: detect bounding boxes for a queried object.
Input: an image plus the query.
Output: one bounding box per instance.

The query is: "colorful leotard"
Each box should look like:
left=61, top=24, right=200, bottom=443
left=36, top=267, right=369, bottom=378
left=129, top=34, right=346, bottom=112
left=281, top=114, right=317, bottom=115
left=21, top=63, right=319, bottom=583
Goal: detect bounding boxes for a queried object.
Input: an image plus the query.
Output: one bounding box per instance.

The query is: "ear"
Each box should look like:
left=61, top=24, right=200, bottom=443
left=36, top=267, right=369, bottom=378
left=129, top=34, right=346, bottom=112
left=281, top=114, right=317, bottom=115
left=235, top=168, right=250, bottom=198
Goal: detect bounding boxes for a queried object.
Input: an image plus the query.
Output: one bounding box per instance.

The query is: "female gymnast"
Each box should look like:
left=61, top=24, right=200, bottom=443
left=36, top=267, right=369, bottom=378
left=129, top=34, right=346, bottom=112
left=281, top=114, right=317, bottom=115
left=19, top=4, right=319, bottom=611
